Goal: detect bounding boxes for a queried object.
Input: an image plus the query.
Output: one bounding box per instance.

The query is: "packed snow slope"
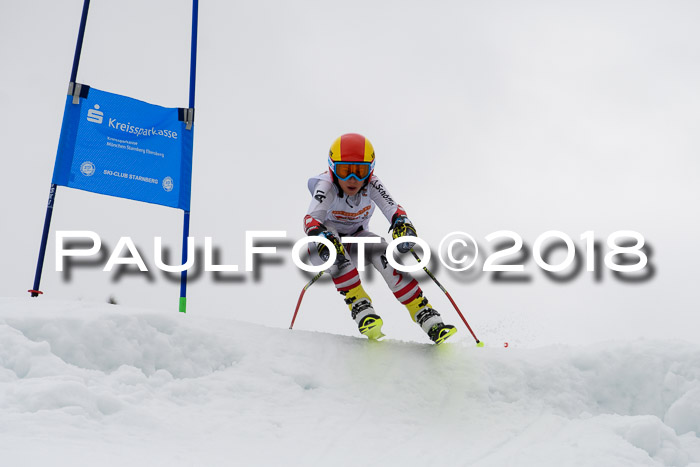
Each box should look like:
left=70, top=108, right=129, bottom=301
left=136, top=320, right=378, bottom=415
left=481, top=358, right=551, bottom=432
left=1, top=298, right=699, bottom=467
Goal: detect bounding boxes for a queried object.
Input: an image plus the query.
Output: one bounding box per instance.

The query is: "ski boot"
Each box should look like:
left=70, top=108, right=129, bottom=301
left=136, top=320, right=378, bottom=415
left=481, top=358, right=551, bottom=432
left=343, top=284, right=385, bottom=340
left=428, top=323, right=457, bottom=345
left=358, top=313, right=385, bottom=340
left=407, top=294, right=456, bottom=344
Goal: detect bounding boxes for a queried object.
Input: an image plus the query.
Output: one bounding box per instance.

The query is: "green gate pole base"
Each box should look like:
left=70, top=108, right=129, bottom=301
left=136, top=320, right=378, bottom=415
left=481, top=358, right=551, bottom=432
left=179, top=297, right=187, bottom=313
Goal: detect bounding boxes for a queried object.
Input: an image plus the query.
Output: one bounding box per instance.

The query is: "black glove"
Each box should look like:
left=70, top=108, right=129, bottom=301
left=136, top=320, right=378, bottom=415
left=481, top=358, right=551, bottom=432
left=390, top=215, right=417, bottom=253
left=317, top=231, right=346, bottom=262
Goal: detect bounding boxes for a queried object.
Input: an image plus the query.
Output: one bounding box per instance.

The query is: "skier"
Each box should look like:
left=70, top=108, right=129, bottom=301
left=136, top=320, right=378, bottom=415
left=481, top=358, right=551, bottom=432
left=303, top=133, right=457, bottom=344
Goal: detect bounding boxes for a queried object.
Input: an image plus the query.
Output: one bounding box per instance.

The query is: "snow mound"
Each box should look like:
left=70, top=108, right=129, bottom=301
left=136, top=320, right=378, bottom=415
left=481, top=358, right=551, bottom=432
left=1, top=297, right=699, bottom=466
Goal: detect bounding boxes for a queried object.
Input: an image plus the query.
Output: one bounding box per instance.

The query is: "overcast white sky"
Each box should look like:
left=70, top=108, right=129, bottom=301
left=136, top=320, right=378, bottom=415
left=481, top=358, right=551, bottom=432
left=1, top=0, right=699, bottom=346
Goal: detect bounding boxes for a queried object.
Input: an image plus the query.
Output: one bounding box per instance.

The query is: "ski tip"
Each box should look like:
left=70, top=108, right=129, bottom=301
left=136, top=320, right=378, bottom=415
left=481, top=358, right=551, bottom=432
left=372, top=332, right=386, bottom=341
left=360, top=316, right=385, bottom=340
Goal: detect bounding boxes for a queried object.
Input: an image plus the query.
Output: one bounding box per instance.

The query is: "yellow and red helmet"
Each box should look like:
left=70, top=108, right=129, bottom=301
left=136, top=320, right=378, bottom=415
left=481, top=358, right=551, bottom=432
left=328, top=133, right=376, bottom=182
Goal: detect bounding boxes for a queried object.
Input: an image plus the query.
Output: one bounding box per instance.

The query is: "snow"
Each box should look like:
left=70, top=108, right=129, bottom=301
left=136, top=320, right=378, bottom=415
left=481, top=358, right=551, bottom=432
left=1, top=297, right=699, bottom=466
left=2, top=0, right=699, bottom=464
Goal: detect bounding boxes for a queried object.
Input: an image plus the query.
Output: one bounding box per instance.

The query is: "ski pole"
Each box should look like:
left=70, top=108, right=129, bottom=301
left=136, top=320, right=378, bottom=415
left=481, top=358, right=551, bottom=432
left=410, top=249, right=484, bottom=347
left=289, top=271, right=325, bottom=329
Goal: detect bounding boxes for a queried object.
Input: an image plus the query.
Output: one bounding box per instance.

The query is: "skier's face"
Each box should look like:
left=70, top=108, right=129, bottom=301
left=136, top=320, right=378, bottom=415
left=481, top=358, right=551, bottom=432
left=338, top=177, right=362, bottom=196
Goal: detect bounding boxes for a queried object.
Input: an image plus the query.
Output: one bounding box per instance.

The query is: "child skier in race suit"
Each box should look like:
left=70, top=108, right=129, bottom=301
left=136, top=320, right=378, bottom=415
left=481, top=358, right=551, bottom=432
left=303, top=133, right=457, bottom=344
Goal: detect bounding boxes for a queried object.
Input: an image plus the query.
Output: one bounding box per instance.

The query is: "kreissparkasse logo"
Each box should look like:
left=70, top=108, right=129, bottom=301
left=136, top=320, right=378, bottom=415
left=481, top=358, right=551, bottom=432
left=87, top=104, right=103, bottom=124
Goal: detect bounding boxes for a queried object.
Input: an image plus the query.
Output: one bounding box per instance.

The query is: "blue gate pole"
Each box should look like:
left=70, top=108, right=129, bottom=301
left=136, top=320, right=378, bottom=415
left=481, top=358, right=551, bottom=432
left=179, top=0, right=198, bottom=313
left=30, top=0, right=91, bottom=297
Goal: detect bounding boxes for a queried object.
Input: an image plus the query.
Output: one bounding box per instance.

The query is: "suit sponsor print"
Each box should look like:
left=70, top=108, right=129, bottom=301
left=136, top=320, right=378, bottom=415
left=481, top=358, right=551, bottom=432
left=370, top=180, right=395, bottom=206
left=332, top=205, right=371, bottom=221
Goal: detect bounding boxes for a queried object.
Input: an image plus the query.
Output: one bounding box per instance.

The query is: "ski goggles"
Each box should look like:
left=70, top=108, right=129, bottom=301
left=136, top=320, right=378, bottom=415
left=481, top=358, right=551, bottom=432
left=330, top=159, right=375, bottom=181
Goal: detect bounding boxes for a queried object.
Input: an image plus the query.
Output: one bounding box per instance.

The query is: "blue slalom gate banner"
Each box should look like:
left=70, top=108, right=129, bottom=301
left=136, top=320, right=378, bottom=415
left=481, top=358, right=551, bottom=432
left=30, top=0, right=199, bottom=313
left=52, top=86, right=193, bottom=210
